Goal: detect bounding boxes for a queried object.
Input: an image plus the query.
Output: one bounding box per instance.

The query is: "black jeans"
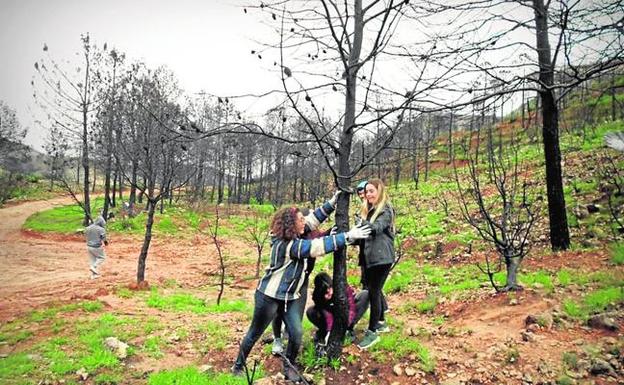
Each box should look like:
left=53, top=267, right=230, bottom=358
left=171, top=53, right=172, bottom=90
left=366, top=263, right=391, bottom=331
left=306, top=290, right=369, bottom=341
left=235, top=290, right=305, bottom=367
left=361, top=263, right=388, bottom=320
left=272, top=276, right=308, bottom=339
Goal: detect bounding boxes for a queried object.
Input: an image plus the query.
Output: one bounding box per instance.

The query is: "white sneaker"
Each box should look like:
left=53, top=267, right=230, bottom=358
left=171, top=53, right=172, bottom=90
left=272, top=337, right=284, bottom=355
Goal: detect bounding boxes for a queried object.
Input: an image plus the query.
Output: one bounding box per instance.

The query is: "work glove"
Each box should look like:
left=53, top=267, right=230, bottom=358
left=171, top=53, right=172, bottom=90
left=345, top=224, right=372, bottom=243
left=329, top=226, right=338, bottom=235
left=328, top=190, right=341, bottom=207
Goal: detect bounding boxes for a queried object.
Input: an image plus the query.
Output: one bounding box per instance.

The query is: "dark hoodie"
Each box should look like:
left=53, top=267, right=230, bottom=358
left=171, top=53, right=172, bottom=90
left=311, top=272, right=357, bottom=331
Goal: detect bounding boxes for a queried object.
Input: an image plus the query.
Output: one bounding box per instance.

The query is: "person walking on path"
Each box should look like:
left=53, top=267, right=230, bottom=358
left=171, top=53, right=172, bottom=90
left=232, top=192, right=371, bottom=382
left=85, top=216, right=108, bottom=279
left=357, top=179, right=395, bottom=350
left=306, top=272, right=369, bottom=356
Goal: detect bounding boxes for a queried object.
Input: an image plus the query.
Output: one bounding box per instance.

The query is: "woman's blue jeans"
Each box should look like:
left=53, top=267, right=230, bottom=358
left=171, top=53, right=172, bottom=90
left=235, top=290, right=305, bottom=367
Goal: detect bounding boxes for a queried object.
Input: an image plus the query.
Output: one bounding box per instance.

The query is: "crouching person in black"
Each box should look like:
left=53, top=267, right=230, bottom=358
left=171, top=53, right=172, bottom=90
left=306, top=272, right=369, bottom=356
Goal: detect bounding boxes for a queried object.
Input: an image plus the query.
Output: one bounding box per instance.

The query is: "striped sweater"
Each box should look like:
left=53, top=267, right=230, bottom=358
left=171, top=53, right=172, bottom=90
left=257, top=201, right=346, bottom=301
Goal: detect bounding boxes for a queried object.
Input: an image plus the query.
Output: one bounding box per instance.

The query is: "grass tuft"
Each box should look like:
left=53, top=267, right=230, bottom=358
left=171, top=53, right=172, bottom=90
left=148, top=366, right=257, bottom=385
left=610, top=242, right=624, bottom=265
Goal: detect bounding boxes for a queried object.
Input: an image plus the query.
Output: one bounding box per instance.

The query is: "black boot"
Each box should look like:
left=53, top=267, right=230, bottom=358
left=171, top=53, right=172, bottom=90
left=283, top=360, right=302, bottom=383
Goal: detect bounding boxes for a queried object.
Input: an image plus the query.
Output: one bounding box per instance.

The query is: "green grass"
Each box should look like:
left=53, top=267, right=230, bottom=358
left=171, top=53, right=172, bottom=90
left=0, top=352, right=35, bottom=380
left=144, top=335, right=165, bottom=358
left=385, top=260, right=418, bottom=293
left=520, top=270, right=555, bottom=293
left=0, top=173, right=62, bottom=206
left=562, top=351, right=579, bottom=370
left=206, top=300, right=252, bottom=315
left=415, top=295, right=438, bottom=314
left=23, top=197, right=276, bottom=241
left=37, top=337, right=76, bottom=375
left=370, top=331, right=435, bottom=372
left=114, top=286, right=134, bottom=299
left=24, top=202, right=86, bottom=233
left=147, top=289, right=208, bottom=313
left=563, top=286, right=624, bottom=320
left=147, top=289, right=251, bottom=315
left=142, top=316, right=164, bottom=334
left=94, top=372, right=123, bottom=385
left=148, top=366, right=258, bottom=385
left=197, top=321, right=230, bottom=352
left=610, top=242, right=624, bottom=265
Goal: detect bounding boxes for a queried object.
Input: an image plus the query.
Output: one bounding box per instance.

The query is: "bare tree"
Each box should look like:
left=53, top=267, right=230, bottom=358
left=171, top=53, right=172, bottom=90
left=453, top=128, right=538, bottom=291
left=0, top=101, right=29, bottom=205
left=421, top=0, right=624, bottom=250
left=244, top=0, right=426, bottom=358
left=114, top=66, right=197, bottom=283
left=597, top=134, right=624, bottom=237
left=33, top=35, right=108, bottom=225
left=203, top=205, right=227, bottom=305
left=245, top=209, right=271, bottom=279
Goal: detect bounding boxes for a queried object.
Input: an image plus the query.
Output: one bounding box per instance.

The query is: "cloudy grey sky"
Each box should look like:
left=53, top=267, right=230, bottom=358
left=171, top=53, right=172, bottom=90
left=0, top=0, right=279, bottom=150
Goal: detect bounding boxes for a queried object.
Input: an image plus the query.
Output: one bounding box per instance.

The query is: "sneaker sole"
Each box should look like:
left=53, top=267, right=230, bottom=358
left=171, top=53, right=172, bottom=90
left=357, top=335, right=380, bottom=350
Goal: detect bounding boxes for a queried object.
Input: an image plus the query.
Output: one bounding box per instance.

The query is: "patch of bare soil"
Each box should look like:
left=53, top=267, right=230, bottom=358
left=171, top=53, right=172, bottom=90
left=0, top=197, right=257, bottom=321
left=1, top=197, right=622, bottom=385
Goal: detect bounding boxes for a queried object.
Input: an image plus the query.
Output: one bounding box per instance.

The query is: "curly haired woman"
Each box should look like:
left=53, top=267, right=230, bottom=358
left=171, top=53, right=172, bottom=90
left=232, top=192, right=371, bottom=382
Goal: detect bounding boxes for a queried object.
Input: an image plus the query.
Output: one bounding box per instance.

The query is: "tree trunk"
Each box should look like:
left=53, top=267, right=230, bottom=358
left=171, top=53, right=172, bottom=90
left=102, top=61, right=117, bottom=220
left=533, top=0, right=570, bottom=250
left=611, top=72, right=617, bottom=122
left=129, top=161, right=137, bottom=210
left=82, top=104, right=91, bottom=226
left=111, top=165, right=117, bottom=207
left=504, top=255, right=522, bottom=291
left=327, top=0, right=362, bottom=360
left=137, top=197, right=158, bottom=283
left=91, top=161, right=97, bottom=194
left=447, top=111, right=454, bottom=164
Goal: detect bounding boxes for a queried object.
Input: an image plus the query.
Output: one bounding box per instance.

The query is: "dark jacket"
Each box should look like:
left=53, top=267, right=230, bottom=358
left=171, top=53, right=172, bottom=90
left=361, top=204, right=395, bottom=268
left=312, top=284, right=358, bottom=331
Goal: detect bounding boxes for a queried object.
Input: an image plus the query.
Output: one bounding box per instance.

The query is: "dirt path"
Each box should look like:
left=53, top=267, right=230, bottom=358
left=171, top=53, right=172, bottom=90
left=0, top=196, right=255, bottom=321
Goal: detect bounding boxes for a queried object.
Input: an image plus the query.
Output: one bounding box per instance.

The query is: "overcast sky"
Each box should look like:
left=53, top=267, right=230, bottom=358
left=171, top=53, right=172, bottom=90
left=0, top=0, right=281, bottom=150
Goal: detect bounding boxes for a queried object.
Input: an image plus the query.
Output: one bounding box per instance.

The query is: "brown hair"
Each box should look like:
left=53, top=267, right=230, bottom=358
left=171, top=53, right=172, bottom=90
left=271, top=207, right=301, bottom=241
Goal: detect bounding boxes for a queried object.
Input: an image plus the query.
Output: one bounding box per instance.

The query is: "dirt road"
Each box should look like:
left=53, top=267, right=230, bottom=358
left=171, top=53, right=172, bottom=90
left=0, top=196, right=252, bottom=321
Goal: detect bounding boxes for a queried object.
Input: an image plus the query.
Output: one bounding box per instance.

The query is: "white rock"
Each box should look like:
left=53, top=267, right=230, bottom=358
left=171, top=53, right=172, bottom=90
left=76, top=367, right=89, bottom=381
left=405, top=367, right=417, bottom=376
left=104, top=337, right=129, bottom=359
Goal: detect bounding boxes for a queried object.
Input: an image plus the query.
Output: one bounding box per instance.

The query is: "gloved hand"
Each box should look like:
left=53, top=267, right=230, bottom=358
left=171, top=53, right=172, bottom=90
left=345, top=224, right=372, bottom=243
left=328, top=190, right=341, bottom=207
left=329, top=226, right=338, bottom=235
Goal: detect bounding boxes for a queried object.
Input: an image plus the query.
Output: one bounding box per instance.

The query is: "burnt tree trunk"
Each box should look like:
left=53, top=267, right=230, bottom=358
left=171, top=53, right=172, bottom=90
left=137, top=196, right=158, bottom=283
left=327, top=0, right=363, bottom=360
left=533, top=0, right=570, bottom=250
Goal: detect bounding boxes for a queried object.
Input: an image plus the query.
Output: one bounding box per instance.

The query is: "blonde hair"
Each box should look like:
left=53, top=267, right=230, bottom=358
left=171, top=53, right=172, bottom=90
left=360, top=178, right=391, bottom=223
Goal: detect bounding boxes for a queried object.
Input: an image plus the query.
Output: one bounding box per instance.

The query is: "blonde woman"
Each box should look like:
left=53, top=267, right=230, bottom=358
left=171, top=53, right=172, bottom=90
left=357, top=178, right=395, bottom=349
